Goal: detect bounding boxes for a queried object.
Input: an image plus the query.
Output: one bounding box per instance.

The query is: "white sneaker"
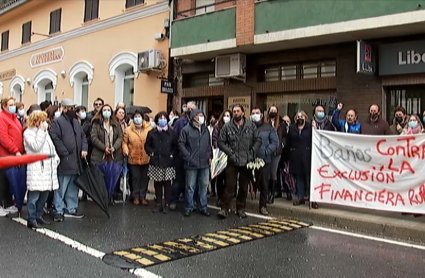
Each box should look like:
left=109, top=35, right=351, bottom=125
left=4, top=206, right=18, bottom=214
left=0, top=207, right=9, bottom=217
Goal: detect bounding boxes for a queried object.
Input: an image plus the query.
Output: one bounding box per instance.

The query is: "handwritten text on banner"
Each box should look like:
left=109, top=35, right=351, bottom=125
left=310, top=129, right=425, bottom=214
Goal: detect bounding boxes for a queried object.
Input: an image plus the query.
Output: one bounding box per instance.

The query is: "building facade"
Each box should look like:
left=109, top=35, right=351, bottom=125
left=170, top=0, right=425, bottom=122
left=0, top=0, right=170, bottom=114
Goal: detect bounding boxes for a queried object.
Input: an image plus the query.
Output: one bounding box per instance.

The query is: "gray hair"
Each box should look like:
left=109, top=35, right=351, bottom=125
left=187, top=101, right=197, bottom=109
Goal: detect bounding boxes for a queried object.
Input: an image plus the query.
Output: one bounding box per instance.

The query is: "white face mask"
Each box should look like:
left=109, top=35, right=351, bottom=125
left=251, top=114, right=261, bottom=122
left=223, top=116, right=230, bottom=123
left=198, top=116, right=205, bottom=125
left=42, top=121, right=49, bottom=131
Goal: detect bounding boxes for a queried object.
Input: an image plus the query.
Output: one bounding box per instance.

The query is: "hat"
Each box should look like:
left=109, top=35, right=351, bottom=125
left=61, top=99, right=75, bottom=107
left=190, top=109, right=203, bottom=119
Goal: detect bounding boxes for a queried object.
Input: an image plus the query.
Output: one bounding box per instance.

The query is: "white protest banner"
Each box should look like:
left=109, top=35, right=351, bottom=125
left=310, top=129, right=425, bottom=214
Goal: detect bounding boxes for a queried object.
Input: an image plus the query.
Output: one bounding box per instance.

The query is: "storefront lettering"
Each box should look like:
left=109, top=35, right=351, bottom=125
left=398, top=50, right=425, bottom=65
left=0, top=69, right=16, bottom=81
left=30, top=47, right=64, bottom=68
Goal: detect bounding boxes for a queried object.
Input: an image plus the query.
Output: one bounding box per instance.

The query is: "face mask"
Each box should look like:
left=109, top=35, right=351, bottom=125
left=296, top=118, right=305, bottom=126
left=395, top=116, right=403, bottom=123
left=54, top=111, right=61, bottom=118
left=409, top=121, right=418, bottom=128
left=182, top=107, right=187, bottom=113
left=42, top=121, right=49, bottom=131
left=133, top=117, right=142, bottom=125
left=234, top=115, right=242, bottom=122
left=18, top=110, right=25, bottom=117
left=316, top=112, right=325, bottom=119
left=423, top=116, right=425, bottom=123
left=210, top=120, right=216, bottom=126
left=269, top=112, right=277, bottom=118
left=8, top=106, right=16, bottom=114
left=198, top=116, right=205, bottom=125
left=251, top=114, right=261, bottom=122
left=66, top=110, right=76, bottom=118
left=102, top=111, right=111, bottom=119
left=150, top=121, right=156, bottom=128
left=370, top=113, right=379, bottom=120
left=158, top=119, right=167, bottom=128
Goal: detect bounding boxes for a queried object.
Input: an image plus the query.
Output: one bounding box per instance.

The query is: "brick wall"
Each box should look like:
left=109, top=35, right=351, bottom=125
left=236, top=0, right=255, bottom=46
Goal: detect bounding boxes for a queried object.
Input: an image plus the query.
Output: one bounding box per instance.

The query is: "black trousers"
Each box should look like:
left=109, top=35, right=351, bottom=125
left=222, top=164, right=252, bottom=211
left=0, top=169, right=13, bottom=208
left=255, top=163, right=271, bottom=208
left=129, top=164, right=149, bottom=200
left=154, top=181, right=172, bottom=206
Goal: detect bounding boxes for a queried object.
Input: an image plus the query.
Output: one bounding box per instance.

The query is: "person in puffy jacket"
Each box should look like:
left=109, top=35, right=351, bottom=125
left=178, top=109, right=212, bottom=217
left=332, top=103, right=361, bottom=134
left=24, top=111, right=60, bottom=229
left=250, top=107, right=279, bottom=215
left=217, top=104, right=261, bottom=219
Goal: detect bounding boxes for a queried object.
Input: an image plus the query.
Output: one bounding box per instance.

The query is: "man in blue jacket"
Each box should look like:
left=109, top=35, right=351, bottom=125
left=178, top=109, right=212, bottom=217
left=250, top=107, right=279, bottom=215
left=50, top=99, right=88, bottom=222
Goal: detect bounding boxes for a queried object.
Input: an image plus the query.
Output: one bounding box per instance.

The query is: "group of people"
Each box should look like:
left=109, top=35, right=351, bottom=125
left=0, top=95, right=421, bottom=227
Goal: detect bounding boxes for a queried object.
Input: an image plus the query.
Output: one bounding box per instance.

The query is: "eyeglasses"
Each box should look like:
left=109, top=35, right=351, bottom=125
left=94, top=103, right=102, bottom=106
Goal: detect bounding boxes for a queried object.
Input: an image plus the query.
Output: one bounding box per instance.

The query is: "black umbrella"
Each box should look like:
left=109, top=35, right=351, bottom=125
left=125, top=106, right=152, bottom=115
left=75, top=160, right=110, bottom=218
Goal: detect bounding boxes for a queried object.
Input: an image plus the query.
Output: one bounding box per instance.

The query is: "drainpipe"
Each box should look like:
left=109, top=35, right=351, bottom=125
left=166, top=0, right=176, bottom=113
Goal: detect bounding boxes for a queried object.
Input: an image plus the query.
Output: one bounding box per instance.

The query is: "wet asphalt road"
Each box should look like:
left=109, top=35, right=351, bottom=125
left=1, top=201, right=425, bottom=278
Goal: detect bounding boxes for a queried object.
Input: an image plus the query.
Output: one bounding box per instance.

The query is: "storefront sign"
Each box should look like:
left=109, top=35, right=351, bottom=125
left=228, top=96, right=251, bottom=117
left=160, top=80, right=174, bottom=94
left=0, top=69, right=16, bottom=81
left=30, top=47, right=64, bottom=68
left=356, top=40, right=375, bottom=75
left=311, top=129, right=425, bottom=214
left=379, top=40, right=425, bottom=76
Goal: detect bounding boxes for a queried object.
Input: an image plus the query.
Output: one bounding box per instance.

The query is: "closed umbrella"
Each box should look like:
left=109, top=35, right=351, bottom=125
left=97, top=161, right=123, bottom=201
left=121, top=158, right=130, bottom=204
left=75, top=161, right=110, bottom=218
left=5, top=166, right=27, bottom=216
left=0, top=154, right=51, bottom=169
left=210, top=149, right=227, bottom=179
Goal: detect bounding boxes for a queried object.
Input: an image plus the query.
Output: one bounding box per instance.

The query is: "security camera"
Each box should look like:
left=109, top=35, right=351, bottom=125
left=154, top=33, right=165, bottom=40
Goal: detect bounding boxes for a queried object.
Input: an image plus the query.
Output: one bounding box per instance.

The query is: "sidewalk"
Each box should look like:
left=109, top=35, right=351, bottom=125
left=240, top=195, right=425, bottom=244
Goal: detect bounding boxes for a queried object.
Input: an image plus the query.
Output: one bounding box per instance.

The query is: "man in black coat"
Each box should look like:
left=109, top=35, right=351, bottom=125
left=50, top=99, right=88, bottom=222
left=217, top=104, right=261, bottom=218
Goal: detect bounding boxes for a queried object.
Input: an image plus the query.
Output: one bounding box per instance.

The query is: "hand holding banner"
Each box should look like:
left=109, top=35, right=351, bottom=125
left=310, top=129, right=425, bottom=214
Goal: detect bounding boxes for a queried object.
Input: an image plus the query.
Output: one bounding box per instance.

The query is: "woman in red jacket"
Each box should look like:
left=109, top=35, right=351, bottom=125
left=0, top=96, right=24, bottom=217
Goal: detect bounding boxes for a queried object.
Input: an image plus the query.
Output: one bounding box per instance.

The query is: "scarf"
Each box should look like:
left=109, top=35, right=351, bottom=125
left=157, top=125, right=168, bottom=132
left=119, top=119, right=127, bottom=134
left=405, top=125, right=422, bottom=135
left=313, top=115, right=327, bottom=130
left=103, top=121, right=114, bottom=148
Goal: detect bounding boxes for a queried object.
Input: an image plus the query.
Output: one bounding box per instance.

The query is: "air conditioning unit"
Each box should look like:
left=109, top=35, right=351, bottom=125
left=215, top=53, right=246, bottom=81
left=138, top=49, right=163, bottom=72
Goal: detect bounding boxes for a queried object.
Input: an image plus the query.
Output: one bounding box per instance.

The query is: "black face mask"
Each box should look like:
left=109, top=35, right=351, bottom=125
left=296, top=119, right=305, bottom=126
left=269, top=112, right=277, bottom=118
left=66, top=110, right=76, bottom=119
left=234, top=115, right=242, bottom=122
left=370, top=113, right=379, bottom=120
left=210, top=120, right=216, bottom=126
left=395, top=116, right=403, bottom=123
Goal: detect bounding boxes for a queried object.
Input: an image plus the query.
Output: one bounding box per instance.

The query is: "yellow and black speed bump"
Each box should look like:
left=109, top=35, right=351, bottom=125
left=102, top=219, right=312, bottom=269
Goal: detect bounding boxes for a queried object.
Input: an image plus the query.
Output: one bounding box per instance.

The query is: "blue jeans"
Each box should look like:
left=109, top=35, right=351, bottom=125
left=295, top=174, right=310, bottom=200
left=54, top=175, right=79, bottom=215
left=185, top=168, right=209, bottom=211
left=27, top=191, right=49, bottom=223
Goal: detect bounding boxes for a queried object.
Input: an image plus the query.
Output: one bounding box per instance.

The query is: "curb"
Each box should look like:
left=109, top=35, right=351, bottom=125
left=210, top=197, right=425, bottom=245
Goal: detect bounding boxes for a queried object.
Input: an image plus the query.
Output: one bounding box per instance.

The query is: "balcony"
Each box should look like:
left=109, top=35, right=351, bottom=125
left=170, top=0, right=236, bottom=59
left=254, top=0, right=425, bottom=52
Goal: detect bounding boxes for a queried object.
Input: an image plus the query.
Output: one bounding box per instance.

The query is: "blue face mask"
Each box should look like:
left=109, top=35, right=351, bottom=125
left=102, top=111, right=111, bottom=119
left=423, top=117, right=425, bottom=123
left=133, top=117, right=142, bottom=125
left=150, top=121, right=156, bottom=128
left=8, top=105, right=16, bottom=114
left=158, top=119, right=167, bottom=128
left=316, top=112, right=325, bottom=119
left=409, top=121, right=418, bottom=128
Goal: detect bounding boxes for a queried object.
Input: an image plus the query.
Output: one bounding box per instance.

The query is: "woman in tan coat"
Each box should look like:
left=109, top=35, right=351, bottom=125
left=122, top=110, right=152, bottom=205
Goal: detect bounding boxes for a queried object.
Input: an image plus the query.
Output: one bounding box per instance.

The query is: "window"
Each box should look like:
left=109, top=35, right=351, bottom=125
left=21, top=21, right=31, bottom=44
left=264, top=67, right=279, bottom=82
left=264, top=65, right=297, bottom=81
left=125, top=0, right=144, bottom=9
left=195, top=0, right=215, bottom=15
left=81, top=75, right=89, bottom=108
left=208, top=74, right=224, bottom=86
left=45, top=82, right=54, bottom=102
left=84, top=0, right=99, bottom=22
left=1, top=30, right=9, bottom=51
left=387, top=86, right=424, bottom=123
left=183, top=72, right=222, bottom=88
left=49, top=8, right=62, bottom=34
left=281, top=65, right=297, bottom=80
left=123, top=69, right=134, bottom=107
left=320, top=61, right=336, bottom=77
left=301, top=63, right=319, bottom=79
